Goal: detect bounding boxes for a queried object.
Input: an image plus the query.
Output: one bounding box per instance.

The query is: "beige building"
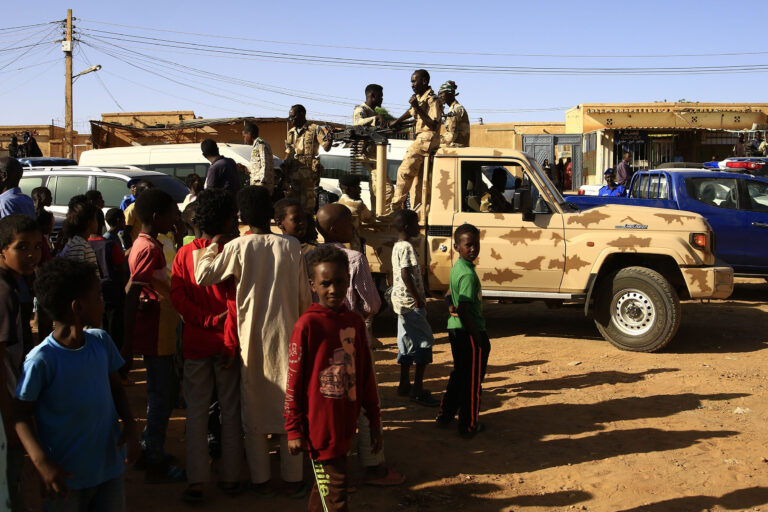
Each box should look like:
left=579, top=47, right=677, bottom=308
left=469, top=122, right=566, bottom=149
left=565, top=102, right=768, bottom=185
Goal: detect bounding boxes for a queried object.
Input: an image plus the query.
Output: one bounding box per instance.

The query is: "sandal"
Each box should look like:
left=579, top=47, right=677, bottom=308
left=363, top=468, right=406, bottom=487
left=410, top=389, right=440, bottom=407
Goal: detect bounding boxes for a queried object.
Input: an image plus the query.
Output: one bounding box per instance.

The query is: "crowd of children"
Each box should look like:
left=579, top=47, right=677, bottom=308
left=0, top=152, right=493, bottom=511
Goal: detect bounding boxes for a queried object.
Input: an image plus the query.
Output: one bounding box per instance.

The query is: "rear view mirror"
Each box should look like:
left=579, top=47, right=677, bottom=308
left=514, top=188, right=534, bottom=221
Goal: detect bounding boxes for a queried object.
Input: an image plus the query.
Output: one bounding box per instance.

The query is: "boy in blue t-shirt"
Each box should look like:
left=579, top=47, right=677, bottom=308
left=436, top=223, right=491, bottom=439
left=14, top=258, right=140, bottom=510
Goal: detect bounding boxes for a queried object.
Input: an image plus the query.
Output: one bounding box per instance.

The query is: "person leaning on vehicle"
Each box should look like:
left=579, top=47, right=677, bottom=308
left=284, top=104, right=332, bottom=213
left=389, top=69, right=442, bottom=211
left=353, top=83, right=394, bottom=212
left=598, top=168, right=626, bottom=197
left=438, top=80, right=470, bottom=148
left=240, top=122, right=274, bottom=193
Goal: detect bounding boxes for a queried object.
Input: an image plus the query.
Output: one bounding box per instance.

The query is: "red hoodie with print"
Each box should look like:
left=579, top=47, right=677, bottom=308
left=284, top=303, right=381, bottom=461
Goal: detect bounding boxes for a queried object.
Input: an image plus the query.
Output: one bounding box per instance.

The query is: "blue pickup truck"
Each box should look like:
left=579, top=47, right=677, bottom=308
left=567, top=169, right=768, bottom=277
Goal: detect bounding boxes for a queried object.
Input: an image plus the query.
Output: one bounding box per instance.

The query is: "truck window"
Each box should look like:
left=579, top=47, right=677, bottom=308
left=96, top=177, right=130, bottom=208
left=632, top=173, right=670, bottom=199
left=460, top=161, right=546, bottom=213
left=53, top=176, right=90, bottom=206
left=686, top=178, right=740, bottom=209
left=746, top=180, right=768, bottom=213
left=19, top=177, right=44, bottom=196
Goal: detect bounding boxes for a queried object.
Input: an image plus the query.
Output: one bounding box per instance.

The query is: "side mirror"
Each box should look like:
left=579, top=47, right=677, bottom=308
left=514, top=188, right=534, bottom=221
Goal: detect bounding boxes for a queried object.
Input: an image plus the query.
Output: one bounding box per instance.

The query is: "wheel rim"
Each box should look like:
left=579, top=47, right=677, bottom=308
left=611, top=288, right=655, bottom=336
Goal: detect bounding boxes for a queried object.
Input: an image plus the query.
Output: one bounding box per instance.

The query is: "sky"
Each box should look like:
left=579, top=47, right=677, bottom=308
left=3, top=0, right=767, bottom=133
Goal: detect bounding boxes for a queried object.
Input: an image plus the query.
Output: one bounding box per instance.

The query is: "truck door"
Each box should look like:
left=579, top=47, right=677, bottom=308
left=452, top=159, right=566, bottom=291
left=682, top=176, right=746, bottom=269
left=740, top=177, right=768, bottom=274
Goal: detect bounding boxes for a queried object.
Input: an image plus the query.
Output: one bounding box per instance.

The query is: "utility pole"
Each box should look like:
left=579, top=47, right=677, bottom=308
left=63, top=9, right=73, bottom=159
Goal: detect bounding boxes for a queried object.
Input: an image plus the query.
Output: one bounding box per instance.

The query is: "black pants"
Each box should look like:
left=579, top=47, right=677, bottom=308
left=309, top=456, right=348, bottom=512
left=438, top=329, right=491, bottom=434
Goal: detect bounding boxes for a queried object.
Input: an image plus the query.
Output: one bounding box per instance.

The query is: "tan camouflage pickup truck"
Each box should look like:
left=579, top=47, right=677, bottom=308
left=361, top=147, right=733, bottom=352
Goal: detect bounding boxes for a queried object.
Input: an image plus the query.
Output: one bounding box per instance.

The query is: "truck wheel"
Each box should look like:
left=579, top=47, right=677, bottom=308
left=594, top=266, right=680, bottom=352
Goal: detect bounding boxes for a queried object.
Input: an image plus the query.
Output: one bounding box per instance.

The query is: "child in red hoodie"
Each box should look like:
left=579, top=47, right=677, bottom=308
left=170, top=189, right=243, bottom=502
left=285, top=245, right=382, bottom=512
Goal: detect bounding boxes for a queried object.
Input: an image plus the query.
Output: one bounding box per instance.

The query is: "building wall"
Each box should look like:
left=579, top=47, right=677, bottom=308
left=469, top=122, right=566, bottom=149
left=0, top=125, right=91, bottom=158
left=566, top=103, right=768, bottom=133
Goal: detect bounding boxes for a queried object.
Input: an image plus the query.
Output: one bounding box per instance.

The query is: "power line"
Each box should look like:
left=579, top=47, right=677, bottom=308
left=0, top=25, right=59, bottom=72
left=79, top=44, right=124, bottom=111
left=77, top=29, right=768, bottom=76
left=78, top=19, right=768, bottom=59
left=0, top=21, right=61, bottom=32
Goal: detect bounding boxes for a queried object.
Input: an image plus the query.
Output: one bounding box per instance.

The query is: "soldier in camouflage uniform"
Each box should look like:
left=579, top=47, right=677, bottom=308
left=438, top=81, right=470, bottom=148
left=390, top=69, right=442, bottom=211
left=284, top=104, right=333, bottom=212
left=353, top=84, right=394, bottom=214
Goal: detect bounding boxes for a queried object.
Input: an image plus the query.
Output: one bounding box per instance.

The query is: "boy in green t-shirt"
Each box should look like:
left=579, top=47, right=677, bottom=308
left=436, top=223, right=490, bottom=438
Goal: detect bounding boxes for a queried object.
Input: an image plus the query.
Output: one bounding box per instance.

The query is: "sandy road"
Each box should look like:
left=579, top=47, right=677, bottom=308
left=106, top=278, right=767, bottom=511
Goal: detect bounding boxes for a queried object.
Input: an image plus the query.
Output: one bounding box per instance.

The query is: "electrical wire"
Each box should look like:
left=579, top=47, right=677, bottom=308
left=77, top=19, right=768, bottom=59
left=78, top=44, right=124, bottom=111
left=77, top=28, right=768, bottom=76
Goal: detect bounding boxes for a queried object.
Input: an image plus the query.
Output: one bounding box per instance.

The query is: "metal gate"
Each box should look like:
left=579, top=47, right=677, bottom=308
left=523, top=134, right=583, bottom=189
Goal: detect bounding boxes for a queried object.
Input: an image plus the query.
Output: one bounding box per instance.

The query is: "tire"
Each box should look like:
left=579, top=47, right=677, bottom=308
left=594, top=266, right=681, bottom=352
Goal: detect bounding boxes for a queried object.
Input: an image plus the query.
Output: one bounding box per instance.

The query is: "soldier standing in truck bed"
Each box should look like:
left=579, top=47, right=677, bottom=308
left=353, top=83, right=394, bottom=214
left=284, top=104, right=333, bottom=213
left=438, top=81, right=470, bottom=148
left=389, top=69, right=442, bottom=212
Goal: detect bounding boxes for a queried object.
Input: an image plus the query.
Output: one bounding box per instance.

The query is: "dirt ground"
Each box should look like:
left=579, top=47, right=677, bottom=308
left=25, top=278, right=768, bottom=511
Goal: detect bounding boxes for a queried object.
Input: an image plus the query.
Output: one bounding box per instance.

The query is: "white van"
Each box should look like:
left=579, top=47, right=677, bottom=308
left=79, top=143, right=283, bottom=182
left=317, top=138, right=410, bottom=209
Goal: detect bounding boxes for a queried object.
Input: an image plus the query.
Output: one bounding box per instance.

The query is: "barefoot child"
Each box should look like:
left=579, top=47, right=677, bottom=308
left=285, top=245, right=382, bottom=511
left=194, top=185, right=311, bottom=497
left=15, top=258, right=140, bottom=510
left=391, top=210, right=438, bottom=407
left=436, top=224, right=490, bottom=438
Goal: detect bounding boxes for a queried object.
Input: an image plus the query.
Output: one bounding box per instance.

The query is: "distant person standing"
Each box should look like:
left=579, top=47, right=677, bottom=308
left=616, top=152, right=632, bottom=188
left=759, top=134, right=768, bottom=157
left=564, top=157, right=573, bottom=190
left=438, top=80, right=470, bottom=148
left=7, top=136, right=20, bottom=159
left=555, top=158, right=565, bottom=191
left=284, top=104, right=333, bottom=213
left=22, top=132, right=42, bottom=158
left=240, top=122, right=274, bottom=193
left=202, top=139, right=241, bottom=197
left=734, top=134, right=746, bottom=157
